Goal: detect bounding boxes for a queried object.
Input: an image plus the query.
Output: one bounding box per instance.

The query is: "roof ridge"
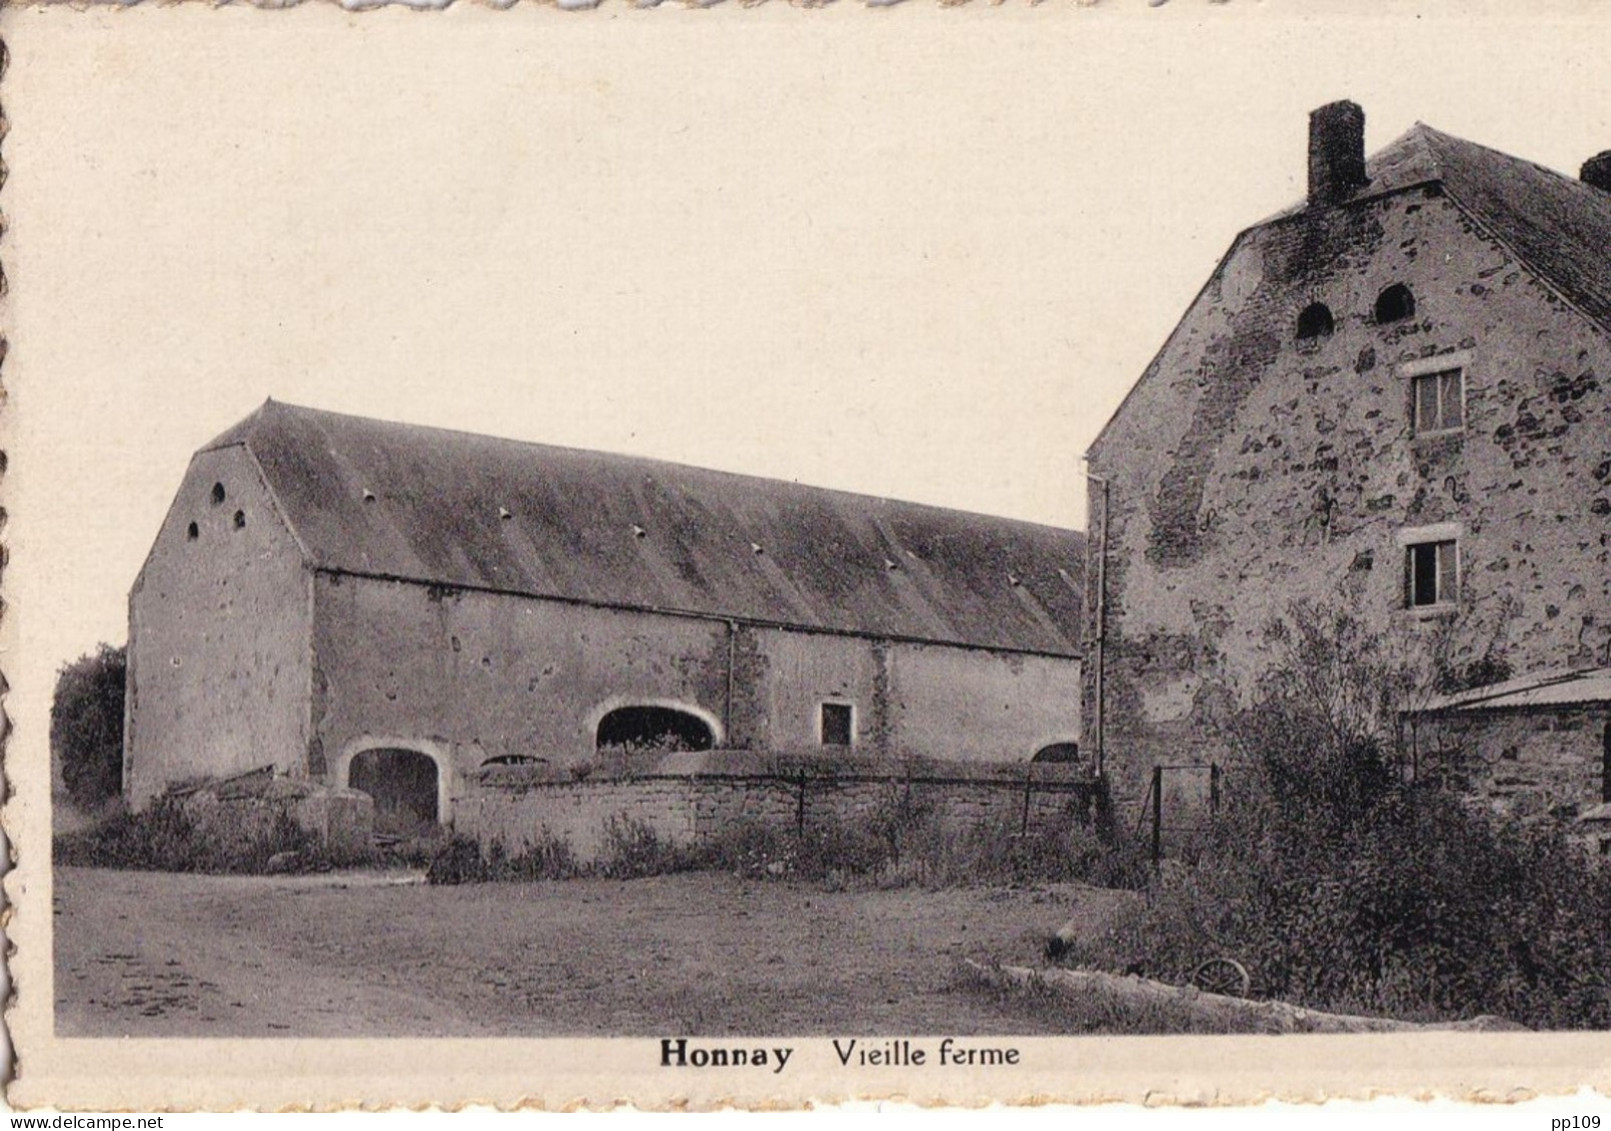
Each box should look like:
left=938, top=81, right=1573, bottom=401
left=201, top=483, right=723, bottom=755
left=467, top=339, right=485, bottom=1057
left=1417, top=123, right=1602, bottom=197
left=200, top=397, right=277, bottom=451
left=232, top=399, right=1085, bottom=539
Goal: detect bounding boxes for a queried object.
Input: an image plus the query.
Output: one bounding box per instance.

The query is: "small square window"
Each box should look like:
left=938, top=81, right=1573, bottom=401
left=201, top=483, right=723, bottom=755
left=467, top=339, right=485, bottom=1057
left=1405, top=540, right=1458, bottom=608
left=820, top=702, right=853, bottom=747
left=1412, top=368, right=1464, bottom=434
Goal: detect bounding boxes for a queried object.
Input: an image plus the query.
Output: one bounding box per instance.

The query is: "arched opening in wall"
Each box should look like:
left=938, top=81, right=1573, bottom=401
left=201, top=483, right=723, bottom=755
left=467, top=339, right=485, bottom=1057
left=482, top=754, right=545, bottom=767
left=1374, top=283, right=1416, bottom=324
left=1296, top=302, right=1334, bottom=340
left=1032, top=742, right=1081, bottom=764
left=347, top=747, right=440, bottom=834
left=596, top=706, right=715, bottom=754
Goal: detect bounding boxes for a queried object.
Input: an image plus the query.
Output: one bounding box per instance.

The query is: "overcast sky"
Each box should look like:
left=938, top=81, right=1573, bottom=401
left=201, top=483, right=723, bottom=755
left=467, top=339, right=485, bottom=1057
left=7, top=1, right=1611, bottom=694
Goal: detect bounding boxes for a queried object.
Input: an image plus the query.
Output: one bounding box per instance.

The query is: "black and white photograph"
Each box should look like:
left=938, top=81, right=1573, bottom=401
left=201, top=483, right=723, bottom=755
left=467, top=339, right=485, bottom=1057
left=6, top=0, right=1611, bottom=1112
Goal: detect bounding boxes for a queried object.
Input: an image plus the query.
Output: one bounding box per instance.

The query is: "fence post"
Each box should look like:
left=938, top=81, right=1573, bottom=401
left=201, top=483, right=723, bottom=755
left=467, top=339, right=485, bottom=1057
left=1021, top=771, right=1033, bottom=835
left=1150, top=764, right=1163, bottom=866
left=796, top=771, right=807, bottom=837
left=1210, top=762, right=1222, bottom=817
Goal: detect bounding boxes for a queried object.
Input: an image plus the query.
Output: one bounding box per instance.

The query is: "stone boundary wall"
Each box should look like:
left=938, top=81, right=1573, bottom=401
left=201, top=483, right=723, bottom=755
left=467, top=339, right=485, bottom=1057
left=452, top=750, right=1098, bottom=861
left=1409, top=705, right=1609, bottom=836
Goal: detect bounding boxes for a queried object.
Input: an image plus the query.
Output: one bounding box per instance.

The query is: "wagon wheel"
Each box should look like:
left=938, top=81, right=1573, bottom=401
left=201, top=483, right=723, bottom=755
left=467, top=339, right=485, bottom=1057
left=1190, top=957, right=1251, bottom=998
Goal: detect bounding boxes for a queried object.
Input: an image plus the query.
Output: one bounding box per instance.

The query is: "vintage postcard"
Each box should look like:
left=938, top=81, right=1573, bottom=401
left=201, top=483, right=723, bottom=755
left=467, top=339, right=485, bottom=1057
left=5, top=0, right=1611, bottom=1113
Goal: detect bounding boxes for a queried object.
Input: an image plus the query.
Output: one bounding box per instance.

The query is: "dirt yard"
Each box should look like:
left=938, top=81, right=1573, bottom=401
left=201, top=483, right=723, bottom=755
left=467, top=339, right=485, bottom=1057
left=54, top=866, right=1131, bottom=1037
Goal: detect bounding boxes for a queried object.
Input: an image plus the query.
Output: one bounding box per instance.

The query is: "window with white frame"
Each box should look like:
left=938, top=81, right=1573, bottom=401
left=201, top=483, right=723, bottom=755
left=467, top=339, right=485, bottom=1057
left=1412, top=367, right=1465, bottom=434
left=1400, top=352, right=1471, bottom=437
left=1404, top=538, right=1458, bottom=608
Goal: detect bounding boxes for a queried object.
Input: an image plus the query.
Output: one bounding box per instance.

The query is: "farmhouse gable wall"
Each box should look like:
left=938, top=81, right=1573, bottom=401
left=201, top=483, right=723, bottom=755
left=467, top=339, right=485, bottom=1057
left=1085, top=109, right=1611, bottom=817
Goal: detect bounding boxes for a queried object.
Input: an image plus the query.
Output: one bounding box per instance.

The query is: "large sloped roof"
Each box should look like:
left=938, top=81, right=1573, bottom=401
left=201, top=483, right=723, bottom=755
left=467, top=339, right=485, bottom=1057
left=206, top=401, right=1084, bottom=656
left=1089, top=122, right=1611, bottom=460
left=1269, top=123, right=1611, bottom=334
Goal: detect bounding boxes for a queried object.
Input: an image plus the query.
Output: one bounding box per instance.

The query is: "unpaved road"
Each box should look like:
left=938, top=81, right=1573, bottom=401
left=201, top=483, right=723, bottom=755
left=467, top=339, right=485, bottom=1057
left=55, top=866, right=1130, bottom=1037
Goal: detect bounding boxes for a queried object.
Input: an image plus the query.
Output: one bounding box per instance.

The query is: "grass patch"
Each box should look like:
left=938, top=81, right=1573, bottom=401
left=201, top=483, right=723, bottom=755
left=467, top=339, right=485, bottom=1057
left=953, top=960, right=1249, bottom=1035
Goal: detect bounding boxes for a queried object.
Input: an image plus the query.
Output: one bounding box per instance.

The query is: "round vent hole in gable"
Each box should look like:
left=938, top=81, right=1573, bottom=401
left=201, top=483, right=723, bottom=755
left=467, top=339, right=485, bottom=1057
left=1296, top=302, right=1335, bottom=340
left=1374, top=283, right=1416, bottom=324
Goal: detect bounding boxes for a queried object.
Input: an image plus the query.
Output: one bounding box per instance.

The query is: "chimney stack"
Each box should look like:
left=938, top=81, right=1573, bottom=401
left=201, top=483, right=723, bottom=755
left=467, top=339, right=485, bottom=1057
left=1308, top=100, right=1368, bottom=207
left=1582, top=151, right=1611, bottom=193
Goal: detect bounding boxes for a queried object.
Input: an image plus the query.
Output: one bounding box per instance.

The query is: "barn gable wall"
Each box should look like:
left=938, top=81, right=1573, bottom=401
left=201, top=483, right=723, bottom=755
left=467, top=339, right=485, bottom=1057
left=125, top=446, right=313, bottom=809
left=1087, top=186, right=1611, bottom=813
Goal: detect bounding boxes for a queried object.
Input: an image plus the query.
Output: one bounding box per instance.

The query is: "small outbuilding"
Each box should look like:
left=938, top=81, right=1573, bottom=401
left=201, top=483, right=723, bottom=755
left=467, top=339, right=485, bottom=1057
left=1405, top=668, right=1611, bottom=849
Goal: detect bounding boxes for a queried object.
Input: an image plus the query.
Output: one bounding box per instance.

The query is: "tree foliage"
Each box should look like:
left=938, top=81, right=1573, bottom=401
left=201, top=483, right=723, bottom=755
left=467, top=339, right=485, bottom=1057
left=51, top=644, right=127, bottom=811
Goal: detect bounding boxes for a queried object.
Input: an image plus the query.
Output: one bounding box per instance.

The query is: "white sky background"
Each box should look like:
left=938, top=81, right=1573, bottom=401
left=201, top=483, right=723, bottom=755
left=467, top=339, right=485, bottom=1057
left=6, top=1, right=1611, bottom=689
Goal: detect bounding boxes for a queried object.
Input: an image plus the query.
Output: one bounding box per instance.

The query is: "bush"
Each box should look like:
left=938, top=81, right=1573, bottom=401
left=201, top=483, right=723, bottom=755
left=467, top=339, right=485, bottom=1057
left=691, top=820, right=801, bottom=880
left=52, top=645, right=127, bottom=812
left=497, top=828, right=579, bottom=882
left=1064, top=601, right=1611, bottom=1029
left=53, top=797, right=327, bottom=874
left=425, top=835, right=490, bottom=885
left=695, top=792, right=1147, bottom=892
left=598, top=814, right=687, bottom=878
left=427, top=829, right=580, bottom=885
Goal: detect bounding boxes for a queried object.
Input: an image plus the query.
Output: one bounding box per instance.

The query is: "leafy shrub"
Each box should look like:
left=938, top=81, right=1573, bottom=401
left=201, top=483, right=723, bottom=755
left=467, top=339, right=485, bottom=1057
left=427, top=829, right=580, bottom=884
left=426, top=835, right=491, bottom=885
left=53, top=797, right=327, bottom=874
left=1064, top=601, right=1611, bottom=1029
left=692, top=820, right=801, bottom=880
left=599, top=730, right=701, bottom=755
left=51, top=645, right=127, bottom=812
left=598, top=814, right=685, bottom=878
left=699, top=792, right=1147, bottom=892
left=497, top=828, right=579, bottom=881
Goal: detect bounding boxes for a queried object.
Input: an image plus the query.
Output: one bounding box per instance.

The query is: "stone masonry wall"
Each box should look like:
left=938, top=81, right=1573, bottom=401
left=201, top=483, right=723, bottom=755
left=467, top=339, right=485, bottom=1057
left=1087, top=185, right=1611, bottom=818
left=452, top=751, right=1096, bottom=862
left=1410, top=707, right=1610, bottom=824
left=312, top=575, right=1081, bottom=803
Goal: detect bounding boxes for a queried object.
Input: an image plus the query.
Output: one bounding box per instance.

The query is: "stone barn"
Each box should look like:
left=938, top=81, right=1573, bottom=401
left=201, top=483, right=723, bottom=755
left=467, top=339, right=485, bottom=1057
left=126, top=401, right=1089, bottom=852
left=1083, top=101, right=1611, bottom=833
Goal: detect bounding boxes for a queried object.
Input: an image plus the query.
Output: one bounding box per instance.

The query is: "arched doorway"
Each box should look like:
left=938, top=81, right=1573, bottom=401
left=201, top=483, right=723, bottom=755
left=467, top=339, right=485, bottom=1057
left=596, top=705, right=715, bottom=754
left=347, top=747, right=441, bottom=833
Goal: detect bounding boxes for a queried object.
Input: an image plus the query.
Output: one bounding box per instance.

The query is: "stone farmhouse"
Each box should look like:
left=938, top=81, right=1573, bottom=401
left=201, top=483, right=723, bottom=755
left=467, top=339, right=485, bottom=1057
left=1083, top=102, right=1611, bottom=839
left=126, top=401, right=1089, bottom=854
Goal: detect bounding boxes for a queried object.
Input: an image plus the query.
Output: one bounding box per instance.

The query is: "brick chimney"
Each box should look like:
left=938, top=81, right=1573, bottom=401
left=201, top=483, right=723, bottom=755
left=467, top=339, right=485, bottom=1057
left=1582, top=151, right=1611, bottom=193
left=1308, top=100, right=1368, bottom=207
